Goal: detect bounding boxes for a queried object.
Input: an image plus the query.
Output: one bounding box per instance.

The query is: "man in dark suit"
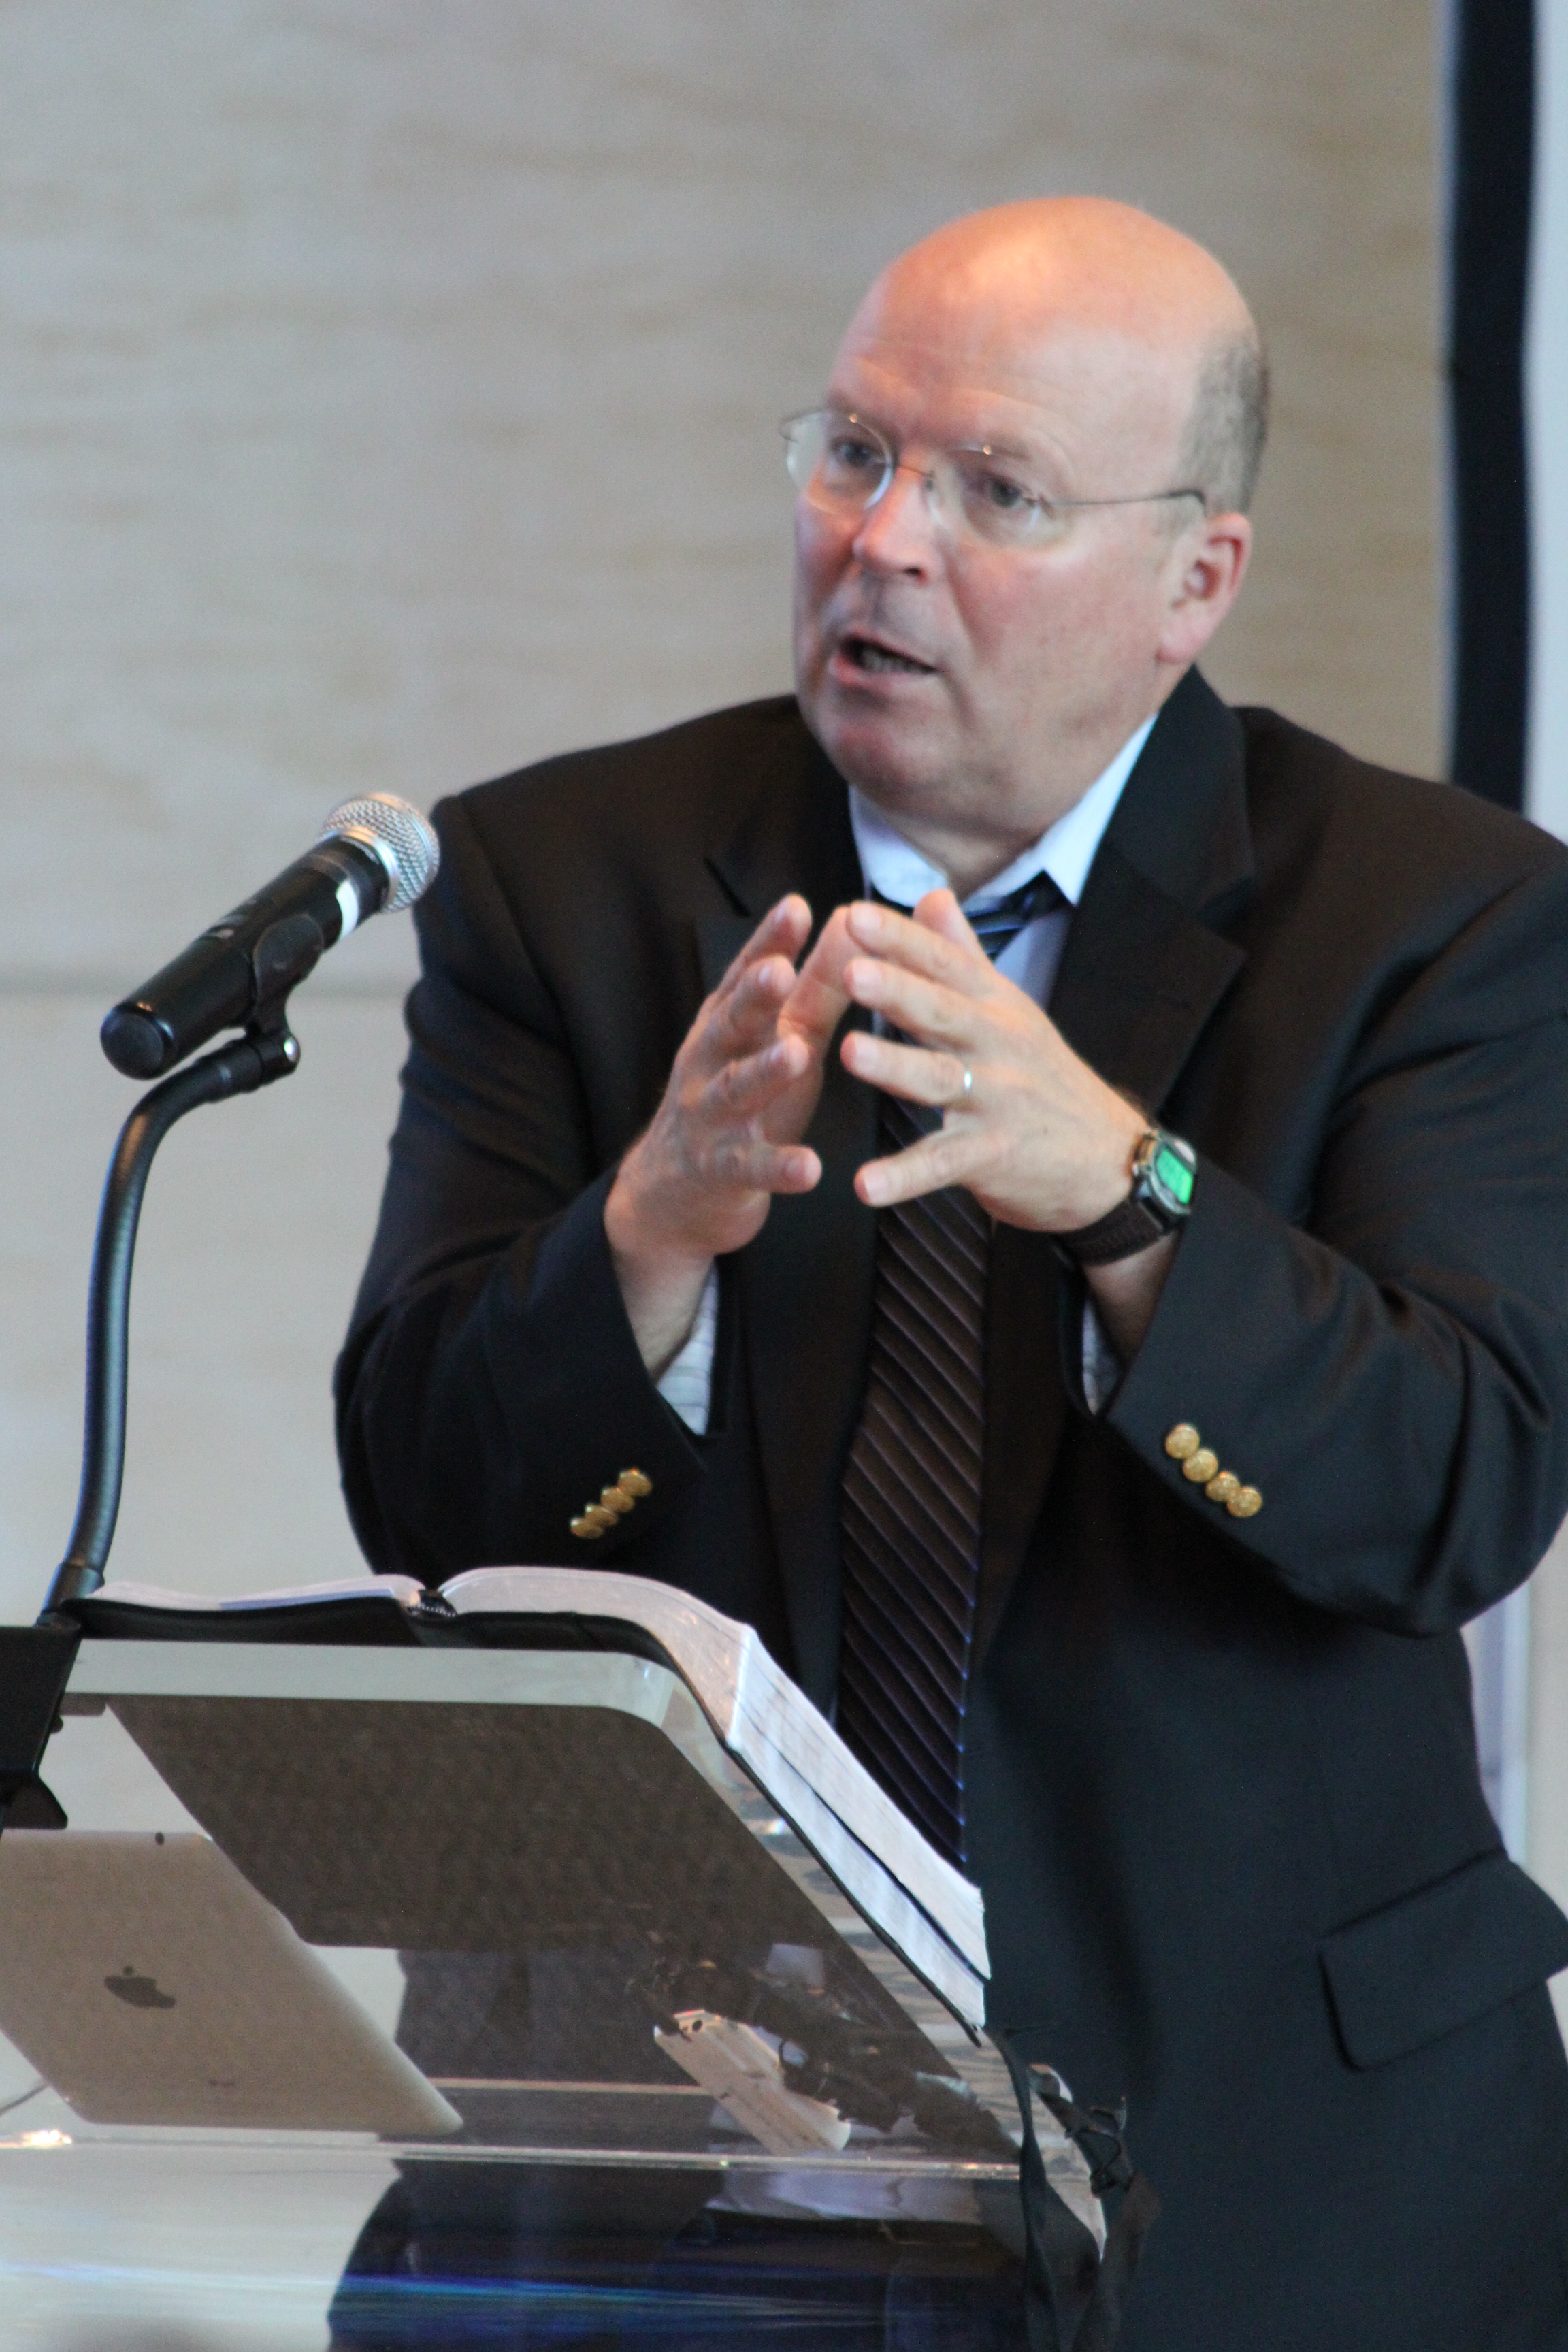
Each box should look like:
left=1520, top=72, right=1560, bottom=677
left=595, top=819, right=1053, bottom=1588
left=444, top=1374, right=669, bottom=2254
left=338, top=199, right=1568, bottom=2346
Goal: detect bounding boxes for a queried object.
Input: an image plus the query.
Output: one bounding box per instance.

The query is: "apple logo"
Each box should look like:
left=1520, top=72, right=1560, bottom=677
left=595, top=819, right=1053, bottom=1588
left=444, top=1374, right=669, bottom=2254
left=105, top=1965, right=176, bottom=2011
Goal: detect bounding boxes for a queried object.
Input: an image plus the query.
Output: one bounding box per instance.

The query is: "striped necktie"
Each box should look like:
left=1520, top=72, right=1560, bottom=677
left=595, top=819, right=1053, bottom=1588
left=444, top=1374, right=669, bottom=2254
left=837, top=871, right=1065, bottom=1869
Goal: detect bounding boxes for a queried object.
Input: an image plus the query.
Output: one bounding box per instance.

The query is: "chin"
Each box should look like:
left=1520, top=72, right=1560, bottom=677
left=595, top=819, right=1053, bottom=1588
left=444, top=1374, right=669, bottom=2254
left=807, top=698, right=947, bottom=806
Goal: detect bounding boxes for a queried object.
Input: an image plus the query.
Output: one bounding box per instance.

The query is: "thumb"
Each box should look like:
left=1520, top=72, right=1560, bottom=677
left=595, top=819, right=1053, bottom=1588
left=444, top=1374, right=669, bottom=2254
left=913, top=887, right=981, bottom=952
left=781, top=904, right=857, bottom=1046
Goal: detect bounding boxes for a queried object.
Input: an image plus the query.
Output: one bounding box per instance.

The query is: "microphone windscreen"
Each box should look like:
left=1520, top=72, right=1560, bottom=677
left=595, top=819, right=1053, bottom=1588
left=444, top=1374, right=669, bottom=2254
left=320, top=794, right=440, bottom=913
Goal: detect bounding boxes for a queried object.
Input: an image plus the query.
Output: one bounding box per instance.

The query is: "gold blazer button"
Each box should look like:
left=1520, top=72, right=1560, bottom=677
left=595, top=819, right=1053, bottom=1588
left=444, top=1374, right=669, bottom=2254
left=1182, top=1448, right=1220, bottom=1484
left=1164, top=1424, right=1201, bottom=1461
left=617, top=1469, right=653, bottom=1498
left=570, top=1515, right=606, bottom=1540
left=1205, top=1471, right=1240, bottom=1505
left=1227, top=1486, right=1263, bottom=1518
left=600, top=1486, right=636, bottom=1514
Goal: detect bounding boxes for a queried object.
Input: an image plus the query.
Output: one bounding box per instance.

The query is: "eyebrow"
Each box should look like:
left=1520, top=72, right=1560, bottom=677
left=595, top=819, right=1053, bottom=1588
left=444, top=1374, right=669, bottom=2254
left=956, top=436, right=1039, bottom=462
left=822, top=402, right=1051, bottom=469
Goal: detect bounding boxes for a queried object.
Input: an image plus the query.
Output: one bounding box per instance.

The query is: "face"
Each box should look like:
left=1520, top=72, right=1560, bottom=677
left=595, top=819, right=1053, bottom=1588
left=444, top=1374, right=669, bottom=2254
left=791, top=259, right=1245, bottom=868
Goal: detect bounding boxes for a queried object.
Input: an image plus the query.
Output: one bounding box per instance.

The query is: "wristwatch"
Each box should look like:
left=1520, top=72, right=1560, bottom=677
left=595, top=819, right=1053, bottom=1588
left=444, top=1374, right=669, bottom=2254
left=1055, top=1126, right=1197, bottom=1267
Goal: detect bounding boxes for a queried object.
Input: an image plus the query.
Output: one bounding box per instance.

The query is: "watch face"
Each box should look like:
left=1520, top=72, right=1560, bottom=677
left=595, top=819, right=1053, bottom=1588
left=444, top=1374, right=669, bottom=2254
left=1145, top=1135, right=1196, bottom=1218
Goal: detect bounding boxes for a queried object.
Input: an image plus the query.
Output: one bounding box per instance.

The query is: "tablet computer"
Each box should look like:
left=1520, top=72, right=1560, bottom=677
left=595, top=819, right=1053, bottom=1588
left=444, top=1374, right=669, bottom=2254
left=0, top=1831, right=459, bottom=2135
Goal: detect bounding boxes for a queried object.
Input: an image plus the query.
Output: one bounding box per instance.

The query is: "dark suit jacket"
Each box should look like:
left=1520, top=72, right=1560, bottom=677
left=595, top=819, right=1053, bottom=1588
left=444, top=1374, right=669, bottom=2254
left=338, top=669, right=1568, bottom=2349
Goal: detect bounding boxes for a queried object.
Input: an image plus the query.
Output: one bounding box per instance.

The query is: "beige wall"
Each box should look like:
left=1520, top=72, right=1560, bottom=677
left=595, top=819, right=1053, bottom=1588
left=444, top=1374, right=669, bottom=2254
left=0, top=1, right=1443, bottom=1618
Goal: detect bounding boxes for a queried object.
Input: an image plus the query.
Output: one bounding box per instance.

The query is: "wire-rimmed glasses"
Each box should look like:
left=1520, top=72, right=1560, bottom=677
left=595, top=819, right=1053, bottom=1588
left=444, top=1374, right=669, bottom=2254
left=781, top=408, right=1206, bottom=549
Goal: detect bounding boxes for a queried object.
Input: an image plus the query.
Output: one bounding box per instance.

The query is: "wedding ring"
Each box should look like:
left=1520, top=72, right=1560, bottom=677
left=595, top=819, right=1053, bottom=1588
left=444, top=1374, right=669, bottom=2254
left=959, top=1063, right=974, bottom=1098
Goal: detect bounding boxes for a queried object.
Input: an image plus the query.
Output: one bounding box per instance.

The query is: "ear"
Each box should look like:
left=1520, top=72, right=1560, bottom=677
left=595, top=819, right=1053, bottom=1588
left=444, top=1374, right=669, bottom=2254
left=1154, top=510, right=1252, bottom=669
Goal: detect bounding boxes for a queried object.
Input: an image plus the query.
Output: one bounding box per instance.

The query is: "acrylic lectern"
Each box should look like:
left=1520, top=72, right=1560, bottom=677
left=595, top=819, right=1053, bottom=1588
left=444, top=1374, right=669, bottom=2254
left=0, top=1629, right=1106, bottom=2349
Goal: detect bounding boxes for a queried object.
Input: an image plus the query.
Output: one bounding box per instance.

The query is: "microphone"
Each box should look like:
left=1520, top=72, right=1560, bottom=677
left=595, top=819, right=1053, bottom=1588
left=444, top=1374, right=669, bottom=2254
left=100, top=794, right=441, bottom=1080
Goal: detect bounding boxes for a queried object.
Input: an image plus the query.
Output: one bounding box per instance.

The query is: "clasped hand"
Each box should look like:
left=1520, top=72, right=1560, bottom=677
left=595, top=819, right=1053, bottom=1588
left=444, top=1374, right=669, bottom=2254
left=820, top=892, right=1147, bottom=1229
left=605, top=890, right=1154, bottom=1375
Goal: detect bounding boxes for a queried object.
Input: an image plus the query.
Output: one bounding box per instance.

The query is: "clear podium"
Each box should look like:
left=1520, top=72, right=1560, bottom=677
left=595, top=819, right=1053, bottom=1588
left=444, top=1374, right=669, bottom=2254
left=0, top=1630, right=1100, bottom=2349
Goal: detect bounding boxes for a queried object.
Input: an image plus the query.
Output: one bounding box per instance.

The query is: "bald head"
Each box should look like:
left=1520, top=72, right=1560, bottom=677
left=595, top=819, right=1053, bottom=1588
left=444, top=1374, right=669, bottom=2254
left=849, top=199, right=1268, bottom=515
left=792, top=197, right=1262, bottom=892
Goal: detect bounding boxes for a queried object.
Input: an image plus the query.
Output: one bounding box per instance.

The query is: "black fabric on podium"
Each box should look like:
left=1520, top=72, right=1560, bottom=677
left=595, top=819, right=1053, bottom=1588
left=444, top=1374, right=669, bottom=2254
left=327, top=2161, right=1034, bottom=2350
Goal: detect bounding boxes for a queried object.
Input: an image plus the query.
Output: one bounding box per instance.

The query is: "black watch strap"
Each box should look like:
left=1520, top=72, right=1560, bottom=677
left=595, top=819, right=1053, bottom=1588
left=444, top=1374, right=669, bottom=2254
left=1055, top=1127, right=1196, bottom=1267
left=1054, top=1190, right=1172, bottom=1267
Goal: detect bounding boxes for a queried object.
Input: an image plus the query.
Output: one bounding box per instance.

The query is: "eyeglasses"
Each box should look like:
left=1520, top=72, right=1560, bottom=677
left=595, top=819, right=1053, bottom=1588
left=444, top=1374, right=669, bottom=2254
left=780, top=408, right=1207, bottom=550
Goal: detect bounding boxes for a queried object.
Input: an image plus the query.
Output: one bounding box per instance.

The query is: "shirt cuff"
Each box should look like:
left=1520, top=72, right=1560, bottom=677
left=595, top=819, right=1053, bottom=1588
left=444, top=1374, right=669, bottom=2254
left=655, top=1266, right=720, bottom=1434
left=1081, top=1294, right=1122, bottom=1415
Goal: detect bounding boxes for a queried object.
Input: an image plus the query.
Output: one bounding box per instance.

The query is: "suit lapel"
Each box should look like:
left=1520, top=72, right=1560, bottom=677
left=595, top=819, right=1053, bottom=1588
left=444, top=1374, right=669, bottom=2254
left=975, top=670, right=1254, bottom=1661
left=702, top=717, right=876, bottom=1707
left=1047, top=843, right=1248, bottom=1106
left=1049, top=666, right=1252, bottom=1098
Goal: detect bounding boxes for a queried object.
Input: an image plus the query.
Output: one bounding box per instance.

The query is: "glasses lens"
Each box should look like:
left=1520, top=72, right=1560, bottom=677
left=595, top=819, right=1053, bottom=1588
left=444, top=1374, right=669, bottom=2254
left=950, top=453, right=1061, bottom=546
left=783, top=411, right=889, bottom=508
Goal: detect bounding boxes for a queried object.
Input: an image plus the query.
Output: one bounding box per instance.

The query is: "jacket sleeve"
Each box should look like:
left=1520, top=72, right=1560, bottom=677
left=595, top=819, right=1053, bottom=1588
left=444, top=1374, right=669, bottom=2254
left=1104, top=863, right=1568, bottom=1633
left=333, top=796, right=713, bottom=1584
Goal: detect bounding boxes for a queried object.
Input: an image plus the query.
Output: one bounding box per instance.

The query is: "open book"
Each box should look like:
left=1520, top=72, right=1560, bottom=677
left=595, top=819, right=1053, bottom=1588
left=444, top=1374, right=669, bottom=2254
left=74, top=1567, right=990, bottom=2028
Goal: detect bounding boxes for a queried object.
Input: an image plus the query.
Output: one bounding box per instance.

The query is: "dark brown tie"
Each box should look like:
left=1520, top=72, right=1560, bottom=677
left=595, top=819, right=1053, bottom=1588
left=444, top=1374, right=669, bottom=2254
left=837, top=874, right=1066, bottom=1867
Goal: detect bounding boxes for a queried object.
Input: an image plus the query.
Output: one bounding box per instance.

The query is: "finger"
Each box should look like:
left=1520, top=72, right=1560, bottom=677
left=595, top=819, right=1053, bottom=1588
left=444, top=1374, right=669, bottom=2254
left=840, top=1027, right=970, bottom=1108
left=843, top=898, right=993, bottom=994
left=842, top=953, right=977, bottom=1051
left=704, top=1134, right=822, bottom=1195
left=781, top=905, right=858, bottom=1047
left=855, top=1124, right=984, bottom=1208
left=912, top=887, right=982, bottom=951
left=700, top=1030, right=812, bottom=1120
left=697, top=951, right=800, bottom=1065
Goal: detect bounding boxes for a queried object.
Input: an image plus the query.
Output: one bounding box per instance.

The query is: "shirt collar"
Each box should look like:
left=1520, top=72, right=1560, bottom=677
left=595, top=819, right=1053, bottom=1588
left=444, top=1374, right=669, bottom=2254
left=848, top=715, right=1155, bottom=914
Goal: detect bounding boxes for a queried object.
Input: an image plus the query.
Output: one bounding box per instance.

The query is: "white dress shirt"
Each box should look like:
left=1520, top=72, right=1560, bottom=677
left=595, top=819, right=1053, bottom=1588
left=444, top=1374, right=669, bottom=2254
left=655, top=717, right=1156, bottom=1432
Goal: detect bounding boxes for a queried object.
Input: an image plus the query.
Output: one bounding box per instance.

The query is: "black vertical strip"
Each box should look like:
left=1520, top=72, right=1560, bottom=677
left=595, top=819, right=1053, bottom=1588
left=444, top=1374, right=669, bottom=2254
left=1448, top=0, right=1535, bottom=809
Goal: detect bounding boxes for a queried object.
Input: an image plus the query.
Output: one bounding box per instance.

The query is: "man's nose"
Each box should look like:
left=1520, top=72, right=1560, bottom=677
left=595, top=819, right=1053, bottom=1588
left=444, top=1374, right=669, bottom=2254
left=850, top=461, right=943, bottom=576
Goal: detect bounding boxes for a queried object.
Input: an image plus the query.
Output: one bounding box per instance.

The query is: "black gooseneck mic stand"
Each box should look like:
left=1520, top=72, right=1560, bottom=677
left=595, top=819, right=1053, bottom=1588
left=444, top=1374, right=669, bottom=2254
left=44, top=1011, right=301, bottom=1614
left=1, top=788, right=441, bottom=1831
left=1, top=1000, right=305, bottom=1830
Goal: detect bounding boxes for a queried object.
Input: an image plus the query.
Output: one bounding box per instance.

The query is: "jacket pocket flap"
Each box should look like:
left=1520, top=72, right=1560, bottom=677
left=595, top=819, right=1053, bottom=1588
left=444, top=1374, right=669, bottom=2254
left=1320, top=1851, right=1568, bottom=2070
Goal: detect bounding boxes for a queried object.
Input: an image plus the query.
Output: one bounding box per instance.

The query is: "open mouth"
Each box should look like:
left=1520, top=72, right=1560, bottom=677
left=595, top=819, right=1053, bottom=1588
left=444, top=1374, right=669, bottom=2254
left=840, top=634, right=936, bottom=677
